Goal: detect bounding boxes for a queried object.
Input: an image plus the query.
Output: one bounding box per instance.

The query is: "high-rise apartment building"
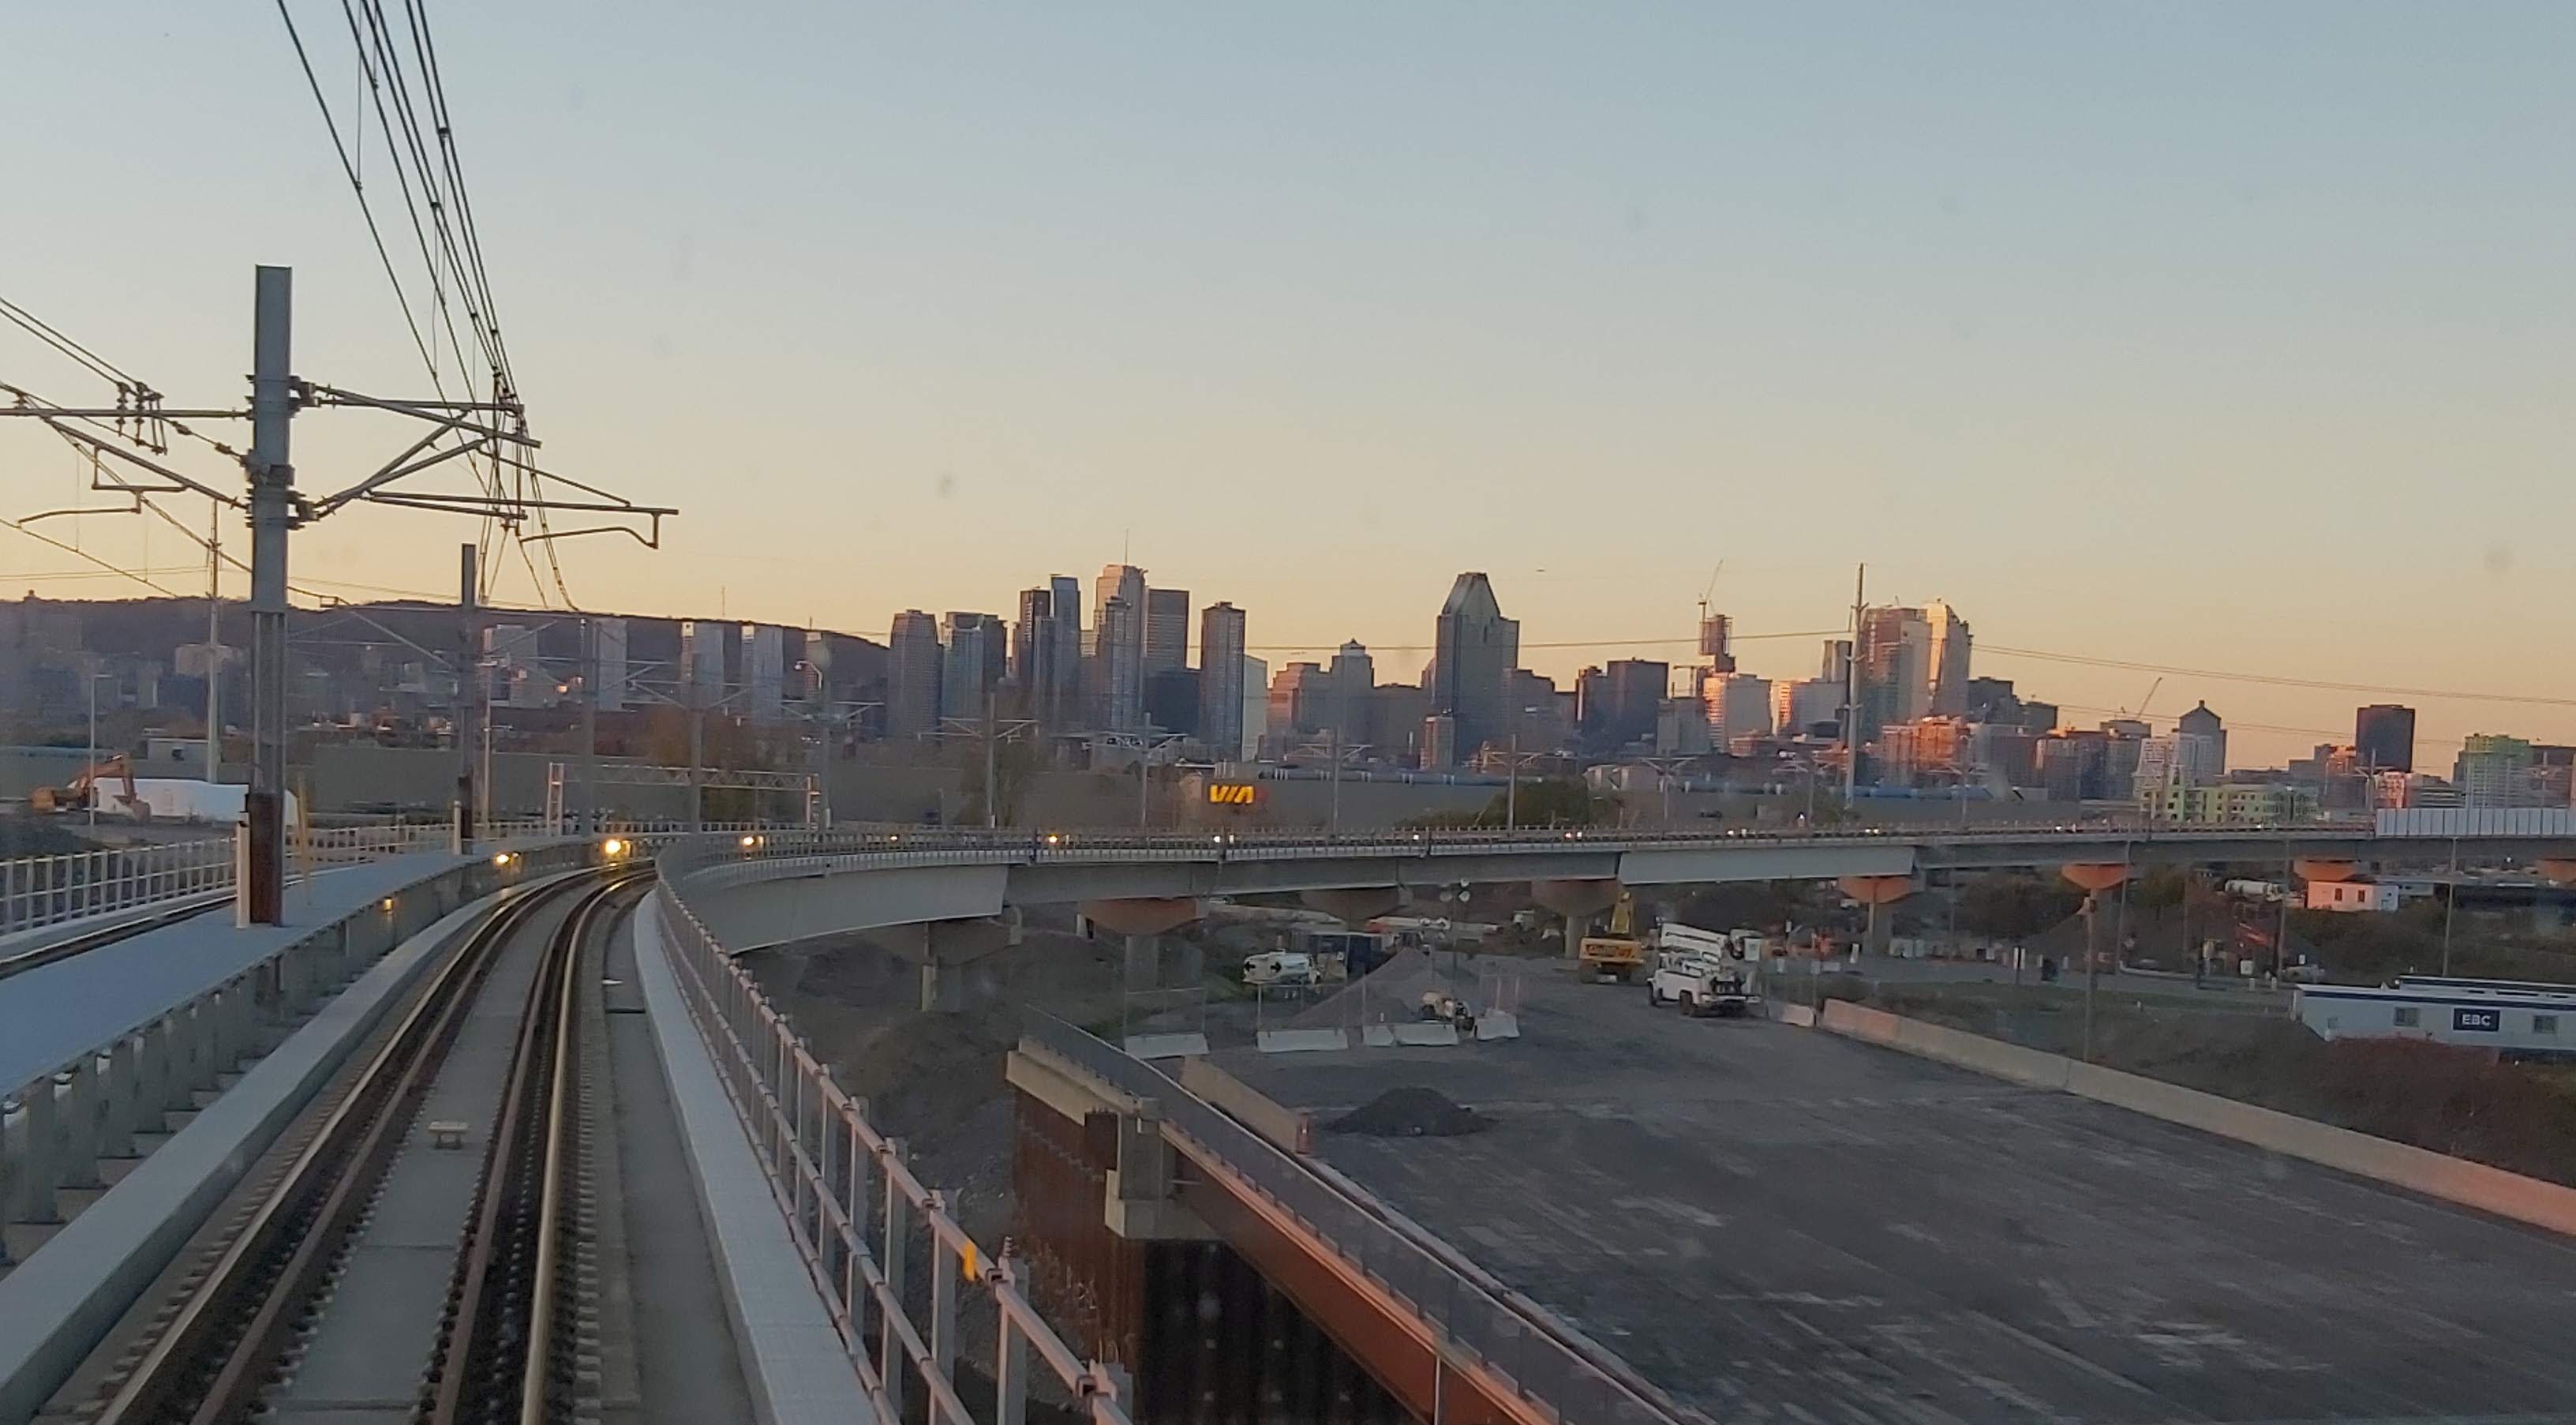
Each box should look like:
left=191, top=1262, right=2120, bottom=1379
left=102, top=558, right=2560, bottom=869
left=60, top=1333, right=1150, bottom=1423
left=2455, top=733, right=2537, bottom=808
left=2355, top=703, right=2417, bottom=773
left=1698, top=612, right=1735, bottom=673
left=1702, top=671, right=1774, bottom=747
left=1144, top=587, right=1189, bottom=673
left=1328, top=639, right=1376, bottom=746
left=1266, top=662, right=1331, bottom=750
left=1090, top=565, right=1147, bottom=731
left=1013, top=587, right=1061, bottom=722
left=1819, top=638, right=1852, bottom=685
left=2135, top=708, right=2226, bottom=802
left=2176, top=700, right=2227, bottom=778
left=743, top=624, right=785, bottom=720
left=1144, top=667, right=1199, bottom=735
left=1198, top=602, right=1248, bottom=759
left=590, top=617, right=627, bottom=712
left=679, top=620, right=728, bottom=707
left=886, top=609, right=942, bottom=739
left=1925, top=601, right=1971, bottom=717
left=1048, top=575, right=1084, bottom=725
left=1855, top=606, right=1933, bottom=742
left=1094, top=594, right=1144, bottom=731
left=1237, top=654, right=1268, bottom=762
left=1581, top=658, right=1667, bottom=752
left=936, top=612, right=1004, bottom=725
left=1428, top=573, right=1518, bottom=763
left=1773, top=677, right=1842, bottom=738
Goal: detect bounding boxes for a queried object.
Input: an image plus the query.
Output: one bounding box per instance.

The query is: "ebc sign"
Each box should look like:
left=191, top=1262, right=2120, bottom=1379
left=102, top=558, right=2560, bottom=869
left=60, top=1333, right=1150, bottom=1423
left=2452, top=1007, right=2502, bottom=1033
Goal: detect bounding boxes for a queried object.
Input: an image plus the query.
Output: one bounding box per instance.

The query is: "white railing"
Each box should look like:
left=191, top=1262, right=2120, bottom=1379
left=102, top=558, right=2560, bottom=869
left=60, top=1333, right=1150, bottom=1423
left=0, top=817, right=646, bottom=941
left=0, top=838, right=236, bottom=938
left=653, top=838, right=1132, bottom=1425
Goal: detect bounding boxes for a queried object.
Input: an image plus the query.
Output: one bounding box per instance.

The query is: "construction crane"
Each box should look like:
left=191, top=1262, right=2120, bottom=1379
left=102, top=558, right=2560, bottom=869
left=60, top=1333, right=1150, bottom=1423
left=1695, top=561, right=1725, bottom=630
left=30, top=753, right=152, bottom=819
left=2125, top=676, right=2163, bottom=722
left=1695, top=561, right=1728, bottom=666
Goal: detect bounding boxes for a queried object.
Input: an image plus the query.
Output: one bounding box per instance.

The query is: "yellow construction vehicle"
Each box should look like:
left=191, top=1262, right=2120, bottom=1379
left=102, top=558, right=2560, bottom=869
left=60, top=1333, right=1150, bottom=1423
left=1578, top=891, right=1646, bottom=984
left=29, top=754, right=152, bottom=820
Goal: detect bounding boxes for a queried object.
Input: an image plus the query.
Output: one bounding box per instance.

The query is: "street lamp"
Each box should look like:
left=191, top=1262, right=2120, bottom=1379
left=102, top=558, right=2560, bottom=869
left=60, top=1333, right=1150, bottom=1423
left=1504, top=707, right=1541, bottom=831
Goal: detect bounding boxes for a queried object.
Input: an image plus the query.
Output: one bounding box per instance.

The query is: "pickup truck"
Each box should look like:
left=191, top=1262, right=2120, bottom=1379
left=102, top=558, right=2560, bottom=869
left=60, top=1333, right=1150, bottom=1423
left=1647, top=950, right=1762, bottom=1018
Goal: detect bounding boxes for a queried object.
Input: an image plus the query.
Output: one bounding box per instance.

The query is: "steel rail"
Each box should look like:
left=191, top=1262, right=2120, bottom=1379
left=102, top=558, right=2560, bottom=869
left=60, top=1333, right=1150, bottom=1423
left=430, top=871, right=642, bottom=1423
left=90, top=871, right=590, bottom=1425
left=517, top=874, right=642, bottom=1423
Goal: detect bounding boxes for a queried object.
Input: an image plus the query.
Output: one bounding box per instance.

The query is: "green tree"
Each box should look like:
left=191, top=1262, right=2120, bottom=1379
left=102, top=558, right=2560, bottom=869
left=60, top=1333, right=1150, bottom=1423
left=2132, top=866, right=2188, bottom=912
left=1955, top=874, right=2084, bottom=939
left=1675, top=881, right=1804, bottom=932
left=1475, top=777, right=1612, bottom=827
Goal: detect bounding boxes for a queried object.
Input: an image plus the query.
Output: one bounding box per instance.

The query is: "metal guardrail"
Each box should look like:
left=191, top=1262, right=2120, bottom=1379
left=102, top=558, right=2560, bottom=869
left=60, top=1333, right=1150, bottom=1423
left=1024, top=1017, right=1681, bottom=1425
left=651, top=839, right=1133, bottom=1425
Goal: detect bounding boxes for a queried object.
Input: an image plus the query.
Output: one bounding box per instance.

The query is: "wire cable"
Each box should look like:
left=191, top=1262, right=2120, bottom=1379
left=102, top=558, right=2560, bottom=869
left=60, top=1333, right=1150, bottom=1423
left=276, top=0, right=442, bottom=383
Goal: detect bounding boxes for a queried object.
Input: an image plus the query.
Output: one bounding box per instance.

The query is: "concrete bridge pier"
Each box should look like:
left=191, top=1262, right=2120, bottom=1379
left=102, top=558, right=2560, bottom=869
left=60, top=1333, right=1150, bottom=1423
left=1078, top=898, right=1204, bottom=993
left=1298, top=887, right=1402, bottom=927
left=886, top=916, right=1020, bottom=1012
left=1838, top=875, right=1915, bottom=955
left=1530, top=878, right=1621, bottom=959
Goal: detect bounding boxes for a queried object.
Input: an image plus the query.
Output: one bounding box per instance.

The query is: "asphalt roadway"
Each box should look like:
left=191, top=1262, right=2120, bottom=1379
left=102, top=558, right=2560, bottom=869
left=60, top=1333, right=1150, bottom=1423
left=1215, top=962, right=2576, bottom=1423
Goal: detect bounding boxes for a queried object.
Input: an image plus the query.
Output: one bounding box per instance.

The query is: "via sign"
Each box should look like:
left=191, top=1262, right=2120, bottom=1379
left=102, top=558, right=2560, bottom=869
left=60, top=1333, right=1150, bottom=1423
left=1207, top=782, right=1257, bottom=806
left=2452, top=1007, right=2501, bottom=1033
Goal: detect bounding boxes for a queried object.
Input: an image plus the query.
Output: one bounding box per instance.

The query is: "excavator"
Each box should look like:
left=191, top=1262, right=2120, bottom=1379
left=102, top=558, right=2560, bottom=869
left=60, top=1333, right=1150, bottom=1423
left=29, top=754, right=152, bottom=820
left=1578, top=890, right=1648, bottom=984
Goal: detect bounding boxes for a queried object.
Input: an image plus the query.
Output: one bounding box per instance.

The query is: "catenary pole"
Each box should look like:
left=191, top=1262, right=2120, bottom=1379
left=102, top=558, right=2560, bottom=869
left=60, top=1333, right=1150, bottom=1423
left=242, top=266, right=294, bottom=924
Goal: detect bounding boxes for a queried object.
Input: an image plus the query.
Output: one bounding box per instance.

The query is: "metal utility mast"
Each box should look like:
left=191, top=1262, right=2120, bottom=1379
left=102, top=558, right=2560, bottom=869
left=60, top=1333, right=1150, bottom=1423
left=1843, top=563, right=1865, bottom=807
left=2, top=267, right=674, bottom=924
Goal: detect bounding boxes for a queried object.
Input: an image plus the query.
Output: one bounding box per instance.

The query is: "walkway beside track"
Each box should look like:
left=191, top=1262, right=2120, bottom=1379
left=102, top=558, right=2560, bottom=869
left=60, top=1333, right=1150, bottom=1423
left=0, top=853, right=471, bottom=1096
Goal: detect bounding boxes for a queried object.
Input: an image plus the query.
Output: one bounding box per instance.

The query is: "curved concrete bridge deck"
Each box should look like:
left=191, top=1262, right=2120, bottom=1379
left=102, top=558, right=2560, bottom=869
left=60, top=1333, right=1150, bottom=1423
left=670, top=823, right=2570, bottom=957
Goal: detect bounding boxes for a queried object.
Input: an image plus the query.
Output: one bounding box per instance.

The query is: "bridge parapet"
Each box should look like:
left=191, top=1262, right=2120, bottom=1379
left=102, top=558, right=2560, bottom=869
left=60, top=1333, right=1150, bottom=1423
left=650, top=839, right=1134, bottom=1425
left=1023, top=1015, right=1687, bottom=1425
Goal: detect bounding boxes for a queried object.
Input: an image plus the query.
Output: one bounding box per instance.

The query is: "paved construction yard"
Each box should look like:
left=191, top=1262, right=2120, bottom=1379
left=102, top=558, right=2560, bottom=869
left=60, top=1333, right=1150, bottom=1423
left=1214, top=964, right=2576, bottom=1423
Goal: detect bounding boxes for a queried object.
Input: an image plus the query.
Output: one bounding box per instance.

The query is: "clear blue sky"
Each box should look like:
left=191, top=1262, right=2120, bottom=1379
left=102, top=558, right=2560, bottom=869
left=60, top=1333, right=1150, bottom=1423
left=5, top=3, right=2572, bottom=763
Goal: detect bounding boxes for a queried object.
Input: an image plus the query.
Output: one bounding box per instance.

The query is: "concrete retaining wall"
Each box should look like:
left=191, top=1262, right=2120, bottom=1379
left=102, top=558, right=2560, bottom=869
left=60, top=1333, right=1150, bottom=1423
left=1814, top=999, right=2576, bottom=1239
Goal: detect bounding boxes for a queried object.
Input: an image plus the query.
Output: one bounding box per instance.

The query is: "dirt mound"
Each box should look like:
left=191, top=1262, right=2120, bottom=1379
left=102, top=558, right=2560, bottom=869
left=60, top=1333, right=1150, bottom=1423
left=1330, top=1086, right=1488, bottom=1138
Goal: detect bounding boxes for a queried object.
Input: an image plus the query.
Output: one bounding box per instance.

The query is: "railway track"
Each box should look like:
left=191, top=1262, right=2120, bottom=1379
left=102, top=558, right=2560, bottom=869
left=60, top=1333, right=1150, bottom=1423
left=78, top=867, right=645, bottom=1425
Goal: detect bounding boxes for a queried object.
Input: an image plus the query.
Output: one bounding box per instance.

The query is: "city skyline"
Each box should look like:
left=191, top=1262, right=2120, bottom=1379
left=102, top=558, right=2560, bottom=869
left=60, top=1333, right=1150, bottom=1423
left=6, top=7, right=2575, bottom=765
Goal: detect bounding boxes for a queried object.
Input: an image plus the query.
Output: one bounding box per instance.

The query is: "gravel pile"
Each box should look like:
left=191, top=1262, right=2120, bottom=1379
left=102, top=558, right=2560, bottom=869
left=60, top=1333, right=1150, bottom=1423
left=1329, top=1086, right=1488, bottom=1138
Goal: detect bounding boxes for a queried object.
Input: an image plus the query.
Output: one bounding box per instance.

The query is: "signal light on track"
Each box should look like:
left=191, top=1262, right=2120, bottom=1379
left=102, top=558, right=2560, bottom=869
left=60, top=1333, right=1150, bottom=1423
left=602, top=838, right=627, bottom=857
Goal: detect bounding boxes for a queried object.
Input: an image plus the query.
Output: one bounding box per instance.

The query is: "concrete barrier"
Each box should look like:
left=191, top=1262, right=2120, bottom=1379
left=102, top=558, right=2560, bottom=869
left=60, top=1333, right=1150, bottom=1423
left=1391, top=1022, right=1461, bottom=1048
left=1178, top=1059, right=1314, bottom=1155
left=1473, top=1011, right=1522, bottom=1041
left=1121, top=1032, right=1209, bottom=1061
left=1255, top=1028, right=1349, bottom=1054
left=1360, top=1025, right=1396, bottom=1048
left=1769, top=1001, right=1817, bottom=1028
left=1819, top=1000, right=2576, bottom=1239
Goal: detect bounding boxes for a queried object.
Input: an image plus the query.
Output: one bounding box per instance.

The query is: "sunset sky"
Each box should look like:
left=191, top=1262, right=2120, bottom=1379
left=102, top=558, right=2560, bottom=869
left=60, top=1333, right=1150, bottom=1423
left=5, top=3, right=2573, bottom=764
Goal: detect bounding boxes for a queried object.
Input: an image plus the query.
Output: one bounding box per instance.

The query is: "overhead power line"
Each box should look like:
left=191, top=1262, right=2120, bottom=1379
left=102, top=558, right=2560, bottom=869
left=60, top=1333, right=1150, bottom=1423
left=1976, top=645, right=2576, bottom=712
left=1243, top=628, right=1844, bottom=656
